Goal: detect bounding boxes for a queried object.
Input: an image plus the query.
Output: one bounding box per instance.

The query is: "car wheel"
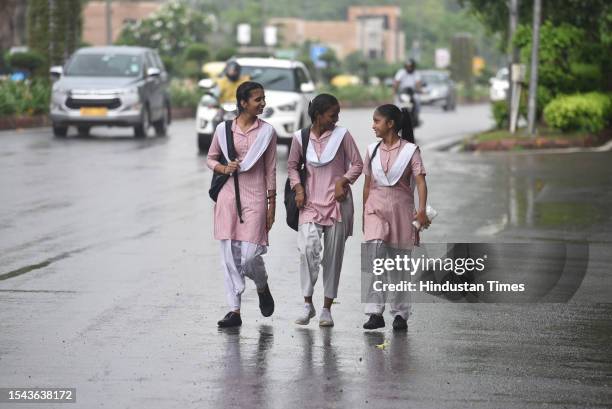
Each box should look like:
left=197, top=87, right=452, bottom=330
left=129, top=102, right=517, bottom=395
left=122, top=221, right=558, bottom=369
left=77, top=126, right=90, bottom=137
left=134, top=108, right=150, bottom=138
left=53, top=124, right=68, bottom=137
left=153, top=104, right=169, bottom=137
left=198, top=133, right=213, bottom=153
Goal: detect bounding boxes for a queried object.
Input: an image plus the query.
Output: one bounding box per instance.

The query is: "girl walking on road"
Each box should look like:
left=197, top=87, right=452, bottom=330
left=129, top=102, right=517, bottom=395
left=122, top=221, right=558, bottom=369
left=287, top=93, right=363, bottom=327
left=362, top=104, right=429, bottom=331
left=207, top=81, right=277, bottom=328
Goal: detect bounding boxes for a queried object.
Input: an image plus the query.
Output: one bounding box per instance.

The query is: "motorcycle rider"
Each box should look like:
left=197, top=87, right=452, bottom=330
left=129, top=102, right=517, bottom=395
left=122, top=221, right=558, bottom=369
left=216, top=61, right=250, bottom=104
left=393, top=58, right=422, bottom=120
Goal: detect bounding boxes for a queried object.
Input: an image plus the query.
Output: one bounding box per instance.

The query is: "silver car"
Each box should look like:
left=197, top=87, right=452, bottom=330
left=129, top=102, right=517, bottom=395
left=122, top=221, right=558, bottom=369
left=419, top=70, right=457, bottom=111
left=49, top=46, right=170, bottom=138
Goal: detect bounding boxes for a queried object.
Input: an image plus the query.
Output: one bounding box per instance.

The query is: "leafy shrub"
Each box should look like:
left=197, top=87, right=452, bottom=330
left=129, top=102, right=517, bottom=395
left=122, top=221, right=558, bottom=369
left=169, top=80, right=202, bottom=109
left=543, top=92, right=612, bottom=133
left=0, top=80, right=51, bottom=117
left=6, top=51, right=47, bottom=76
left=491, top=99, right=527, bottom=129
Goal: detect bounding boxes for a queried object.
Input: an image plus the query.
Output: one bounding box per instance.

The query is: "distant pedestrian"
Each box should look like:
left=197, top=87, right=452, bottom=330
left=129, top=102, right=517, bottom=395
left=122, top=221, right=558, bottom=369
left=207, top=81, right=277, bottom=328
left=287, top=93, right=363, bottom=327
left=362, top=104, right=429, bottom=331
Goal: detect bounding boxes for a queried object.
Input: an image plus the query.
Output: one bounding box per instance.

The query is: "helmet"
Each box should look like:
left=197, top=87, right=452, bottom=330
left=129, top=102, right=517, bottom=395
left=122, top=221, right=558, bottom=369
left=225, top=61, right=241, bottom=81
left=405, top=58, right=416, bottom=72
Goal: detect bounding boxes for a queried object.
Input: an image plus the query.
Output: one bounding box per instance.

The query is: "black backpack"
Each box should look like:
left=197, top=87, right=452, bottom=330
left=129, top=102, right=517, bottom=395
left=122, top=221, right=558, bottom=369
left=283, top=127, right=310, bottom=231
left=208, top=120, right=243, bottom=223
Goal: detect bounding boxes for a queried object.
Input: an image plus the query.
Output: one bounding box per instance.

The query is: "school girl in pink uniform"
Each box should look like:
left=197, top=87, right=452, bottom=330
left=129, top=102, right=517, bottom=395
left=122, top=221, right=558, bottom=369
left=287, top=94, right=363, bottom=327
left=207, top=81, right=277, bottom=328
left=362, top=104, right=430, bottom=331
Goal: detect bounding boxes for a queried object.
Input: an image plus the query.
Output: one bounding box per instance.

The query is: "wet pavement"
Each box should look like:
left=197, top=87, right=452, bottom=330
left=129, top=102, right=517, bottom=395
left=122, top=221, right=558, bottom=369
left=0, top=104, right=611, bottom=408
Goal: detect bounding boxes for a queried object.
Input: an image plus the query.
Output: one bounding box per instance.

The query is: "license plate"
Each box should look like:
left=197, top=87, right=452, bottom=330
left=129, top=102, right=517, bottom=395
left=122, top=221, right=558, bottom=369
left=80, top=107, right=108, bottom=116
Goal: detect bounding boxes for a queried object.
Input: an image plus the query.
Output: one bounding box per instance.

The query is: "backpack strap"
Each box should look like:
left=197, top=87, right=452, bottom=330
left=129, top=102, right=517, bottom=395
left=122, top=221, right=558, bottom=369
left=299, top=126, right=310, bottom=177
left=370, top=141, right=382, bottom=163
left=225, top=120, right=243, bottom=223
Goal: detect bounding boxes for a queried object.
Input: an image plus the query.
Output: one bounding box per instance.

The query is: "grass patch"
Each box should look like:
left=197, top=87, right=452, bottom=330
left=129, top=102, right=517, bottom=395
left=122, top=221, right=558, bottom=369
left=472, top=127, right=589, bottom=143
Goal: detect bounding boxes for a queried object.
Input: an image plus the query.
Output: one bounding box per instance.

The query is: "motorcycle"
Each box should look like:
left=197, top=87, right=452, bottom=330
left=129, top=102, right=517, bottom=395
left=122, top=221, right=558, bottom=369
left=196, top=79, right=238, bottom=152
left=395, top=87, right=421, bottom=128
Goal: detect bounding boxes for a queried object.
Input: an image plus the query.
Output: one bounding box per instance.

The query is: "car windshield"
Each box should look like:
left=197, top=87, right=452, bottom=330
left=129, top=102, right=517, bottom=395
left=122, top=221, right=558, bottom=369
left=422, top=73, right=447, bottom=85
left=241, top=66, right=296, bottom=92
left=65, top=53, right=143, bottom=77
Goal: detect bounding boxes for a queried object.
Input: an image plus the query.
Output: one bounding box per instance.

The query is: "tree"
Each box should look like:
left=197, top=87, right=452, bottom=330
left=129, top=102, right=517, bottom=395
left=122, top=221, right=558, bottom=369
left=116, top=1, right=213, bottom=58
left=27, top=0, right=82, bottom=69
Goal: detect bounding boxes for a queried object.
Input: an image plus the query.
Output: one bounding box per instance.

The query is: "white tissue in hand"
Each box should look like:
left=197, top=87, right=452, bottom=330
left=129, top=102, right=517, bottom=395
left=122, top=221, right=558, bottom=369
left=412, top=205, right=438, bottom=231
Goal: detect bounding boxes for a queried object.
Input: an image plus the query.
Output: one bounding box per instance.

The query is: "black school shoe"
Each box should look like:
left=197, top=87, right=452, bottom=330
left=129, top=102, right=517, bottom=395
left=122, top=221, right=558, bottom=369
left=218, top=312, right=242, bottom=328
left=392, top=315, right=408, bottom=331
left=363, top=314, right=385, bottom=330
left=257, top=285, right=275, bottom=317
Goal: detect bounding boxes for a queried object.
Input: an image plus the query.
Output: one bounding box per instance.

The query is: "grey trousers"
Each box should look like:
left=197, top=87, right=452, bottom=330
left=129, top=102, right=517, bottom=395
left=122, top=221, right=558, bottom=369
left=297, top=195, right=353, bottom=299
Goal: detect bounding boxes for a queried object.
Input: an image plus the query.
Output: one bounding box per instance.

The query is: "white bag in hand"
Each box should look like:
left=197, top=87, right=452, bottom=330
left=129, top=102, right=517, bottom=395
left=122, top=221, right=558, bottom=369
left=412, top=205, right=438, bottom=231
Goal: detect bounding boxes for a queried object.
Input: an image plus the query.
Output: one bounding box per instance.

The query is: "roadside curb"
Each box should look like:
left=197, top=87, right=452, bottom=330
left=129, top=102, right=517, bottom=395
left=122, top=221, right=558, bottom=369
left=445, top=137, right=612, bottom=155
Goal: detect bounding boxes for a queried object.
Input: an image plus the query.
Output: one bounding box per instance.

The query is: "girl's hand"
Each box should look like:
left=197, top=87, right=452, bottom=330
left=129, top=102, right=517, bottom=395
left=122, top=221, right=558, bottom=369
left=266, top=203, right=275, bottom=232
left=334, top=179, right=347, bottom=202
left=295, top=184, right=305, bottom=209
left=225, top=160, right=240, bottom=175
left=416, top=209, right=430, bottom=230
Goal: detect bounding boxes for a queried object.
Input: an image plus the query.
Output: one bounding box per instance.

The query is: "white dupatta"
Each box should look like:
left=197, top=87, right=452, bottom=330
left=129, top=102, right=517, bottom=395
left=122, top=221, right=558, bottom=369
left=368, top=141, right=417, bottom=186
left=295, top=126, right=347, bottom=167
left=217, top=121, right=275, bottom=173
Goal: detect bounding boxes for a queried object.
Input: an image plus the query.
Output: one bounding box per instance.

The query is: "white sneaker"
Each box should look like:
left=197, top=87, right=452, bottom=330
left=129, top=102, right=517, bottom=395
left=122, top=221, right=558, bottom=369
left=295, top=303, right=316, bottom=325
left=319, top=307, right=334, bottom=327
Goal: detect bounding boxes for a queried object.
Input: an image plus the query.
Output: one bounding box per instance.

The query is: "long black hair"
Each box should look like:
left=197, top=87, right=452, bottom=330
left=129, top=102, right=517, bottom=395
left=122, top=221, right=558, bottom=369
left=307, top=93, right=339, bottom=123
left=236, top=81, right=264, bottom=114
left=371, top=104, right=415, bottom=160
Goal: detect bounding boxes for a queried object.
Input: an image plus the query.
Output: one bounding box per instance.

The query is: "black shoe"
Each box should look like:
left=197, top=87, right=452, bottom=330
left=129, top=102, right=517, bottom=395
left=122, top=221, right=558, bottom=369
left=363, top=314, right=385, bottom=330
left=217, top=312, right=242, bottom=328
left=392, top=315, right=408, bottom=331
left=258, top=285, right=274, bottom=317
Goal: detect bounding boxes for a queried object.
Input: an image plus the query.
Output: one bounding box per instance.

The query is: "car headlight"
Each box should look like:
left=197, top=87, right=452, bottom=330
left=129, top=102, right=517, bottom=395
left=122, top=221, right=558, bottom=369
left=118, top=87, right=138, bottom=95
left=278, top=101, right=298, bottom=112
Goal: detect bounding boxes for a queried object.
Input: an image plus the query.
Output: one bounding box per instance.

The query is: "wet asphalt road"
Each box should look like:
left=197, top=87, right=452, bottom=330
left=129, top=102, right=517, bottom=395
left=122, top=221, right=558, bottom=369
left=0, top=104, right=611, bottom=408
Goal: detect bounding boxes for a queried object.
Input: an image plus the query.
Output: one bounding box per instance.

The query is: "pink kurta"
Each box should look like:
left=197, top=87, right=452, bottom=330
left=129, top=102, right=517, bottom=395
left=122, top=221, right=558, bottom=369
left=363, top=139, right=426, bottom=249
left=287, top=127, right=363, bottom=236
left=207, top=118, right=277, bottom=246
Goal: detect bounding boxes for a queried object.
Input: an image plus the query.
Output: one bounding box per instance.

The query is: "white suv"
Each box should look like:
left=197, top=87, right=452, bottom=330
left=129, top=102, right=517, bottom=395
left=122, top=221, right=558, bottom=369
left=196, top=58, right=315, bottom=148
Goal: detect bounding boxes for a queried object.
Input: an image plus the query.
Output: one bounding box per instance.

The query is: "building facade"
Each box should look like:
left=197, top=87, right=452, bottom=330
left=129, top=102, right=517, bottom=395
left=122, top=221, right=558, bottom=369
left=270, top=6, right=405, bottom=63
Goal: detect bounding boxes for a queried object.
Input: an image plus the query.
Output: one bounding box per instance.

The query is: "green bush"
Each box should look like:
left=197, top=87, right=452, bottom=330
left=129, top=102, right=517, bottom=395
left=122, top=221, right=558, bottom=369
left=6, top=51, right=47, bottom=76
left=543, top=92, right=612, bottom=133
left=169, top=80, right=202, bottom=109
left=0, top=85, right=17, bottom=116
left=491, top=99, right=527, bottom=129
left=0, top=80, right=51, bottom=117
left=215, top=47, right=237, bottom=62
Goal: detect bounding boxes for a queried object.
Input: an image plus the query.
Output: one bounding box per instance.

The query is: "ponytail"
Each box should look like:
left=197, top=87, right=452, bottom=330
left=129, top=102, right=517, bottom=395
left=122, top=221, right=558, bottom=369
left=399, top=107, right=415, bottom=143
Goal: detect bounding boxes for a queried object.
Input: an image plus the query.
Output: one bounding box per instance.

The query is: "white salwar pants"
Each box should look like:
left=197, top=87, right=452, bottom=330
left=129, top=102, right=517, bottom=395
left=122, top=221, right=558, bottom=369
left=363, top=239, right=411, bottom=319
left=297, top=196, right=352, bottom=299
left=220, top=240, right=268, bottom=311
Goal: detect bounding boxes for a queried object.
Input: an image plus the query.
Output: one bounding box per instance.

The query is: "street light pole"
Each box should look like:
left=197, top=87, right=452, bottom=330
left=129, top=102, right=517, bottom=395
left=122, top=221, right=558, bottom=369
left=105, top=0, right=112, bottom=45
left=527, top=0, right=541, bottom=136
left=507, top=0, right=519, bottom=127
